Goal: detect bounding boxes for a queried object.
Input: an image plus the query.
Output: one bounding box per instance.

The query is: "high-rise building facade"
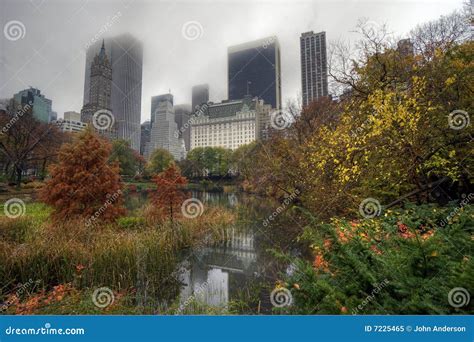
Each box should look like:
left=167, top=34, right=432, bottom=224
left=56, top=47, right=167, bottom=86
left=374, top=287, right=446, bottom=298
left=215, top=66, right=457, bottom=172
left=174, top=104, right=192, bottom=152
left=228, top=37, right=281, bottom=109
left=190, top=96, right=271, bottom=151
left=192, top=84, right=209, bottom=110
left=13, top=87, right=52, bottom=123
left=140, top=121, right=151, bottom=156
left=81, top=41, right=116, bottom=139
left=300, top=31, right=328, bottom=107
left=83, top=34, right=143, bottom=151
left=145, top=94, right=185, bottom=160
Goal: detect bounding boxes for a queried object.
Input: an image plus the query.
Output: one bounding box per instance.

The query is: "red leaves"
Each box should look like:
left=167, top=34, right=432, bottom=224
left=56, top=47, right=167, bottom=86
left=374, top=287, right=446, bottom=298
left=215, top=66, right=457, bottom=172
left=150, top=164, right=188, bottom=223
left=38, top=128, right=125, bottom=223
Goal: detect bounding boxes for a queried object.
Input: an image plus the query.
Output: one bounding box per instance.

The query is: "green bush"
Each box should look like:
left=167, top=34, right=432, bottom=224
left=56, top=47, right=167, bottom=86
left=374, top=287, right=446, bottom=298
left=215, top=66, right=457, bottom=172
left=283, top=203, right=474, bottom=314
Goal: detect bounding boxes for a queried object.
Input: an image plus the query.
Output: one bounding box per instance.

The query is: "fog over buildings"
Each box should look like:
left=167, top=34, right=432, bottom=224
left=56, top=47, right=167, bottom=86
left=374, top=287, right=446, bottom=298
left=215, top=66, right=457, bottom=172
left=0, top=0, right=463, bottom=124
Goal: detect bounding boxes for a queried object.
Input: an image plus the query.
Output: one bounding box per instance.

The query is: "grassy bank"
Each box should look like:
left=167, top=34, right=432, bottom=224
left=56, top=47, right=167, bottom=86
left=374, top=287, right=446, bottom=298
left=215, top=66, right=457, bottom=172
left=0, top=202, right=235, bottom=314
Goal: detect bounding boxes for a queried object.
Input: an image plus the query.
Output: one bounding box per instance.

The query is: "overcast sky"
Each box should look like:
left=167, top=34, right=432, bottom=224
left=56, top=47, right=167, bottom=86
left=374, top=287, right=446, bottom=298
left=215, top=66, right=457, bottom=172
left=0, top=0, right=465, bottom=122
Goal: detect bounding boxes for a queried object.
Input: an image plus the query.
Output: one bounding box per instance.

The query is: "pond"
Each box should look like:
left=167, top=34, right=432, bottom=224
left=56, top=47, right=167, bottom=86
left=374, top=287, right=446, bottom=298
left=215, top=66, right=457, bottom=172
left=126, top=190, right=299, bottom=314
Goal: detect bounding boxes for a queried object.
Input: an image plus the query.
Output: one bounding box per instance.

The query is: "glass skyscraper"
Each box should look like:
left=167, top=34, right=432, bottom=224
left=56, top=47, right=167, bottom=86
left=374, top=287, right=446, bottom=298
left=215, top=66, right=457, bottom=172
left=13, top=87, right=52, bottom=123
left=83, top=34, right=143, bottom=151
left=227, top=37, right=281, bottom=109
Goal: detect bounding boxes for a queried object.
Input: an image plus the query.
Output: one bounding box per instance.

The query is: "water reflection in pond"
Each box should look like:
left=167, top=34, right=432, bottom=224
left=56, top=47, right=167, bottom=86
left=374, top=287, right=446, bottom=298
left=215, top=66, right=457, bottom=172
left=125, top=189, right=295, bottom=313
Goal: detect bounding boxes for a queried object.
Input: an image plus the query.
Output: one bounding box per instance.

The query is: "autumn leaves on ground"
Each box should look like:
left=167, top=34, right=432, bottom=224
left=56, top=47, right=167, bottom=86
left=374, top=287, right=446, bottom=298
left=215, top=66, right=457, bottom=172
left=1, top=11, right=473, bottom=314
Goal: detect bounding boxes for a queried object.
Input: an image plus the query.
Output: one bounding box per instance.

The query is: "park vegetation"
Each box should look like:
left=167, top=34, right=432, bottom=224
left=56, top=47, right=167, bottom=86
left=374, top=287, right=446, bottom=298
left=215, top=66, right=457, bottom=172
left=0, top=9, right=472, bottom=315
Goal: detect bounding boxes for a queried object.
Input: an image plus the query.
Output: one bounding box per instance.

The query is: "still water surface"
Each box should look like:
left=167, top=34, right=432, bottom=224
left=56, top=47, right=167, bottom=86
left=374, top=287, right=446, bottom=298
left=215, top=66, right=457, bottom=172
left=126, top=190, right=297, bottom=313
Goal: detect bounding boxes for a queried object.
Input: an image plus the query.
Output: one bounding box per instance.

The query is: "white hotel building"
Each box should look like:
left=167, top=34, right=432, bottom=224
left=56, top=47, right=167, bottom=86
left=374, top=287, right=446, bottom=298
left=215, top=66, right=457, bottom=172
left=190, top=96, right=271, bottom=150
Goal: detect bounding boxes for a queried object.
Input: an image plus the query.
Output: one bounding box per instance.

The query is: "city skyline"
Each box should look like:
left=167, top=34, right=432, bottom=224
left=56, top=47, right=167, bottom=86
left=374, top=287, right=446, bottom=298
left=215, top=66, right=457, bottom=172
left=0, top=0, right=463, bottom=123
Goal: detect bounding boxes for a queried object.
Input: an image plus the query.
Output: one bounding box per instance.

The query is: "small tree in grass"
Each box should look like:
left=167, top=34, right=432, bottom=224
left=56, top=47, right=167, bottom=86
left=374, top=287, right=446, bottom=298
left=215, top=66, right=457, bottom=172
left=39, top=127, right=125, bottom=223
left=151, top=164, right=187, bottom=225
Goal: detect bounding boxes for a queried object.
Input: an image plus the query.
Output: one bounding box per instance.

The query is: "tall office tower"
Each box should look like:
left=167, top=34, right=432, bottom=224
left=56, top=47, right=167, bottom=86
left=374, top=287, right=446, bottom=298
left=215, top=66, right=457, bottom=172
left=228, top=36, right=281, bottom=109
left=81, top=41, right=116, bottom=140
left=174, top=104, right=192, bottom=152
left=140, top=121, right=151, bottom=156
left=191, top=84, right=209, bottom=110
left=13, top=87, right=52, bottom=123
left=83, top=34, right=143, bottom=151
left=145, top=94, right=185, bottom=160
left=300, top=31, right=328, bottom=107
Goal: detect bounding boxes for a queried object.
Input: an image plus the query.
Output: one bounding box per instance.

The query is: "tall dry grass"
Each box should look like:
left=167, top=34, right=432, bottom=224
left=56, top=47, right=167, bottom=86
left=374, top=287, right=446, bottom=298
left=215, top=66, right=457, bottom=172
left=0, top=205, right=235, bottom=312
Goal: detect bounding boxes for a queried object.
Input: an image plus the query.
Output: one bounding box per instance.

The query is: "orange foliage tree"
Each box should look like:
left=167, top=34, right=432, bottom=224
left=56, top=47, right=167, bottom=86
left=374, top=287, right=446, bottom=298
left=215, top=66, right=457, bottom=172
left=39, top=127, right=125, bottom=223
left=151, top=164, right=188, bottom=225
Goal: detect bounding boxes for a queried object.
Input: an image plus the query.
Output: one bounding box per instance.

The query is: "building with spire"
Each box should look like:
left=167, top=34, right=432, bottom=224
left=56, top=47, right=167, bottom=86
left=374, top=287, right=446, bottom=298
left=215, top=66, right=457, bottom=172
left=81, top=41, right=116, bottom=139
left=83, top=34, right=143, bottom=151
